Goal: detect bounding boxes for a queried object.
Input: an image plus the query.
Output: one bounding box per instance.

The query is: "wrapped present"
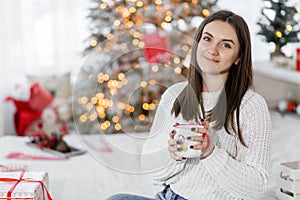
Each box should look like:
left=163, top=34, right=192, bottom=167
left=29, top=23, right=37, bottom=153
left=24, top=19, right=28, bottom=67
left=0, top=171, right=52, bottom=200
left=276, top=161, right=300, bottom=200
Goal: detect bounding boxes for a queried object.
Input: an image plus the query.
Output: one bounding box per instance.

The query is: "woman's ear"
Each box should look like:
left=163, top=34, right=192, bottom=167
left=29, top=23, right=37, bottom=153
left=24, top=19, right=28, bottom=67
left=234, top=58, right=240, bottom=65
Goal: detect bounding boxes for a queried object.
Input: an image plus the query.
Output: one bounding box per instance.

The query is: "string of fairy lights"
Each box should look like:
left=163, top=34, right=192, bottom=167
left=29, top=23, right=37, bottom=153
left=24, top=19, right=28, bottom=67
left=275, top=7, right=300, bottom=39
left=77, top=73, right=160, bottom=132
left=275, top=24, right=294, bottom=39
left=86, top=0, right=212, bottom=52
left=76, top=58, right=188, bottom=133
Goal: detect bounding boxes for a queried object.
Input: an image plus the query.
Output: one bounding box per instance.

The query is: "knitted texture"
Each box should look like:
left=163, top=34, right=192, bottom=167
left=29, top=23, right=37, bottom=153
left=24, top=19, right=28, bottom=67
left=142, top=82, right=272, bottom=200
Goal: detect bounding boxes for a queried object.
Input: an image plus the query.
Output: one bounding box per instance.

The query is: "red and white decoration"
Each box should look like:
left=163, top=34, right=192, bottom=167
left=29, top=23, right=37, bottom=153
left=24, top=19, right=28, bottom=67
left=5, top=82, right=71, bottom=137
left=296, top=48, right=300, bottom=72
left=142, top=31, right=171, bottom=64
left=0, top=171, right=51, bottom=200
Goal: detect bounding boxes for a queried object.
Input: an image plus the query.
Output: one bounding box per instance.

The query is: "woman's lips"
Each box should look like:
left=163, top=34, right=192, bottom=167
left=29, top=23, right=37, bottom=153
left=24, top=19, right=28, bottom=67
left=204, top=56, right=219, bottom=63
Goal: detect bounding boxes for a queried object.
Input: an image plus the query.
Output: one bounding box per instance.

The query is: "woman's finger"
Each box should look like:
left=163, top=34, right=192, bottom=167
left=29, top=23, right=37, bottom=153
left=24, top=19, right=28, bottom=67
left=168, top=129, right=187, bottom=161
left=168, top=139, right=177, bottom=146
left=169, top=130, right=176, bottom=139
left=168, top=145, right=178, bottom=153
left=170, top=152, right=185, bottom=161
left=187, top=135, right=205, bottom=142
left=192, top=126, right=207, bottom=134
left=200, top=119, right=209, bottom=129
left=168, top=141, right=186, bottom=161
left=169, top=147, right=180, bottom=160
left=190, top=133, right=210, bottom=151
left=190, top=141, right=204, bottom=150
left=170, top=152, right=179, bottom=160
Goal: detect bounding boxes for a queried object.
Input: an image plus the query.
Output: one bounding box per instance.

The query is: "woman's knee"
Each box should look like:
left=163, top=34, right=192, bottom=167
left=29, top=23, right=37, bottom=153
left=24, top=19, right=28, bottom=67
left=106, top=193, right=155, bottom=200
left=106, top=193, right=137, bottom=200
left=106, top=193, right=125, bottom=200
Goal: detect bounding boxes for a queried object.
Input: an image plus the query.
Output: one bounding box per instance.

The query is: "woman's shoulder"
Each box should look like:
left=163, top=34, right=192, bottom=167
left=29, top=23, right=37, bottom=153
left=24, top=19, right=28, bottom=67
left=162, top=81, right=187, bottom=98
left=158, top=81, right=187, bottom=105
left=241, top=89, right=269, bottom=111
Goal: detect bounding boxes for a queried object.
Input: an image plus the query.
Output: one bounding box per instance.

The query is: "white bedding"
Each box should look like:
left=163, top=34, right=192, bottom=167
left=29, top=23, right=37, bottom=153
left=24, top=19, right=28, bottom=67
left=0, top=132, right=156, bottom=199
left=264, top=111, right=300, bottom=199
left=0, top=110, right=299, bottom=200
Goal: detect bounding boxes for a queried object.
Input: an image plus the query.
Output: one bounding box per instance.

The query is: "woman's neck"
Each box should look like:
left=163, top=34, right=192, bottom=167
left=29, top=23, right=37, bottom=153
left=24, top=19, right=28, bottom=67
left=202, top=72, right=228, bottom=92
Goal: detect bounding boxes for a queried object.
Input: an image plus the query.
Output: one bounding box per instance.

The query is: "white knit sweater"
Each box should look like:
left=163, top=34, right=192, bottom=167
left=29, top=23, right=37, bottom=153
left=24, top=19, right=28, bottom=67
left=142, top=81, right=272, bottom=200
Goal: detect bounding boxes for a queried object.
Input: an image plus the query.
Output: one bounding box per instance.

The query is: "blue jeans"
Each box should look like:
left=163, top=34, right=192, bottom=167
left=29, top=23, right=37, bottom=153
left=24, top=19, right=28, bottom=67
left=106, top=185, right=187, bottom=200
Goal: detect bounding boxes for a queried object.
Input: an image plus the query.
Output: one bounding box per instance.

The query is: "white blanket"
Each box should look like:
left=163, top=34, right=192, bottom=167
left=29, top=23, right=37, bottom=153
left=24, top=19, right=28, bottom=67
left=0, top=133, right=156, bottom=199
left=0, top=110, right=299, bottom=200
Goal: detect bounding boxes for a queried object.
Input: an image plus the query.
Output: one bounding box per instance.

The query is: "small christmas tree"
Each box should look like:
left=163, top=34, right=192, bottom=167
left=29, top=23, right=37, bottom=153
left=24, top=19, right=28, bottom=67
left=74, top=0, right=219, bottom=134
left=257, top=0, right=300, bottom=58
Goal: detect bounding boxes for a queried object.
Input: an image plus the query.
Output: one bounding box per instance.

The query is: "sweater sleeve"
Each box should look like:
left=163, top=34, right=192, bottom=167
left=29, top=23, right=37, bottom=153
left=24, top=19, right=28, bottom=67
left=201, top=92, right=272, bottom=199
left=141, top=82, right=187, bottom=186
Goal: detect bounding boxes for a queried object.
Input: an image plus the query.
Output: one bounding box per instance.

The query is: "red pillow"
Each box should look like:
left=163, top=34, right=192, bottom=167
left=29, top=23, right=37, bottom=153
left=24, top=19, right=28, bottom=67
left=6, top=82, right=54, bottom=136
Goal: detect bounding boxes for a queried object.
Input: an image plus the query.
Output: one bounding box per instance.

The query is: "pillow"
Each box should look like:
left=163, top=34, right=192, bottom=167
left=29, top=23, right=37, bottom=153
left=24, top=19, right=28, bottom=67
left=27, top=73, right=71, bottom=99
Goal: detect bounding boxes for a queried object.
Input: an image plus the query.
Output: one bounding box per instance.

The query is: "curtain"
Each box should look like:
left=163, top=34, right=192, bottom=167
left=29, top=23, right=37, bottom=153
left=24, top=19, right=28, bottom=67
left=0, top=0, right=89, bottom=134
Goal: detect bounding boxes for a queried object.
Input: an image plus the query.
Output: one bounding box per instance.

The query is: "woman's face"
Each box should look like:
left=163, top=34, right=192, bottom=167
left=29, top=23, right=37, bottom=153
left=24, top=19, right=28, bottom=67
left=196, top=20, right=240, bottom=75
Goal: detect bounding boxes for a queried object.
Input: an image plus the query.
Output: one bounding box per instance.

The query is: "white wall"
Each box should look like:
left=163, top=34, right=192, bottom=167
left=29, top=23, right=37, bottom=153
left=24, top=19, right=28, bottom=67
left=0, top=0, right=89, bottom=135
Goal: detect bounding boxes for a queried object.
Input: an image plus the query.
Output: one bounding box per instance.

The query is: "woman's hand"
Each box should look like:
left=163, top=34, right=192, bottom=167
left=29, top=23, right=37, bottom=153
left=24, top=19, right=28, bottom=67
left=188, top=120, right=215, bottom=159
left=168, top=130, right=186, bottom=161
left=168, top=120, right=215, bottom=161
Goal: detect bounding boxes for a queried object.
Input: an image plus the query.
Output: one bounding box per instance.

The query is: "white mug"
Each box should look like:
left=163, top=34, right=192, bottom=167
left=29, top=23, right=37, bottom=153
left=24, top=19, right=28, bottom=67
left=173, top=123, right=209, bottom=158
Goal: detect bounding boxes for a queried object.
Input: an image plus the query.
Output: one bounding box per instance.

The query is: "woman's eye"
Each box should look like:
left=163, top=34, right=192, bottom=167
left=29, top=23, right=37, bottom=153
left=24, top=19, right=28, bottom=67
left=222, top=43, right=232, bottom=49
left=202, top=36, right=210, bottom=41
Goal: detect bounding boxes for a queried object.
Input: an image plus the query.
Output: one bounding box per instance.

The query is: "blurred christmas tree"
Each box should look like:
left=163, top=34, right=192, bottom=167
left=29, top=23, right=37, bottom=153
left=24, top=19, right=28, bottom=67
left=73, top=0, right=219, bottom=134
left=257, top=0, right=300, bottom=58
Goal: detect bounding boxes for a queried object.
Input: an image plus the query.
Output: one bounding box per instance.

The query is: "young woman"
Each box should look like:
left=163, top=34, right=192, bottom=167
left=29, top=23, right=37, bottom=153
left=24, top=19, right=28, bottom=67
left=107, top=9, right=272, bottom=200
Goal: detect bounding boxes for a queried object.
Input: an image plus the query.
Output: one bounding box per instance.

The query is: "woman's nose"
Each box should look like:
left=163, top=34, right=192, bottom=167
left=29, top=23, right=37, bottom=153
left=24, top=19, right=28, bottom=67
left=207, top=44, right=218, bottom=55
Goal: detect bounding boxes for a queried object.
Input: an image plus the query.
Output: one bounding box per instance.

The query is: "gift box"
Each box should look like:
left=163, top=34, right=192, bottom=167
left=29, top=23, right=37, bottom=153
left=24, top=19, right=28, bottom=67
left=0, top=171, right=51, bottom=200
left=276, top=161, right=300, bottom=200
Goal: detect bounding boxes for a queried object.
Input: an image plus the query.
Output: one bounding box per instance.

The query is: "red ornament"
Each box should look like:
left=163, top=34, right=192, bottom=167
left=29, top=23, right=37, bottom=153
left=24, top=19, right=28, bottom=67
left=37, top=121, right=43, bottom=129
left=37, top=142, right=44, bottom=150
left=286, top=101, right=298, bottom=112
left=296, top=48, right=300, bottom=71
left=50, top=135, right=57, bottom=143
left=142, top=31, right=171, bottom=64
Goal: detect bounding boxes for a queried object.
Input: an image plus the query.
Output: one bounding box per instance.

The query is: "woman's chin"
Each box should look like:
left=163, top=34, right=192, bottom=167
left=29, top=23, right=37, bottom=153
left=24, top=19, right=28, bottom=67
left=200, top=69, right=222, bottom=75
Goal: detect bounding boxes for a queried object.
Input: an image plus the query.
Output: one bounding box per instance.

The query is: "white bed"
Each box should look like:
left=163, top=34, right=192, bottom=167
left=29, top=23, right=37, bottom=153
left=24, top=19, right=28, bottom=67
left=0, top=110, right=299, bottom=200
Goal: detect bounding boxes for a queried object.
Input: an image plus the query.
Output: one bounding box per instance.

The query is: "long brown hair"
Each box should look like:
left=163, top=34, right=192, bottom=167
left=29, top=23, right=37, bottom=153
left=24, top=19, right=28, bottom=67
left=171, top=10, right=253, bottom=146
